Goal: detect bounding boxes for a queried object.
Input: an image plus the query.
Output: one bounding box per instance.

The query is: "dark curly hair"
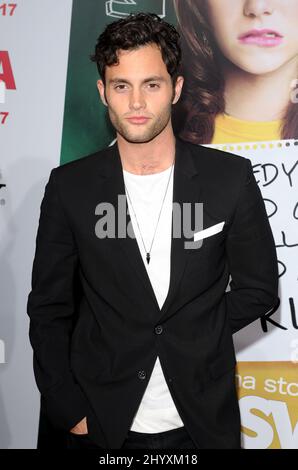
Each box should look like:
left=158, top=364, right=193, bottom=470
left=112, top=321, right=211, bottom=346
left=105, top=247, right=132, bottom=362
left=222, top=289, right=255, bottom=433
left=90, top=12, right=181, bottom=87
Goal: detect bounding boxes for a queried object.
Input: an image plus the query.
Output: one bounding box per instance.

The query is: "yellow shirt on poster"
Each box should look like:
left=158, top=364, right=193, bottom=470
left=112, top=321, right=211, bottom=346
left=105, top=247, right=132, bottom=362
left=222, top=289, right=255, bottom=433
left=212, top=113, right=282, bottom=144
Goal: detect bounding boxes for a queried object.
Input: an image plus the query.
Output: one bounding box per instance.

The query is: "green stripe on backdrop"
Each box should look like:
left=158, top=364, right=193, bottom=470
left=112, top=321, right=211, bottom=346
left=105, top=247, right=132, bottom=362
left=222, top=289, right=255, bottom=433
left=60, top=0, right=177, bottom=165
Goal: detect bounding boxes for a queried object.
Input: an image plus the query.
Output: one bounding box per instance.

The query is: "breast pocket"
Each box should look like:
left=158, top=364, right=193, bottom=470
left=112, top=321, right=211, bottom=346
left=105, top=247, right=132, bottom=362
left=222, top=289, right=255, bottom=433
left=186, top=221, right=227, bottom=257
left=194, top=221, right=225, bottom=242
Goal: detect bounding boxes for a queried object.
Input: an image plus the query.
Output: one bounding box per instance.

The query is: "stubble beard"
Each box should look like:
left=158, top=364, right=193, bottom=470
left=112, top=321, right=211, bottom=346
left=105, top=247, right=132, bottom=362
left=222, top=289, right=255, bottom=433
left=108, top=104, right=172, bottom=144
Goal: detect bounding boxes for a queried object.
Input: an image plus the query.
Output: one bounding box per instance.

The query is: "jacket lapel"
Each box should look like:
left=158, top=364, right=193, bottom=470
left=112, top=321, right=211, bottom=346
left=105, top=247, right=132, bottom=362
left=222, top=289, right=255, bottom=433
left=97, top=137, right=202, bottom=321
left=159, top=139, right=202, bottom=321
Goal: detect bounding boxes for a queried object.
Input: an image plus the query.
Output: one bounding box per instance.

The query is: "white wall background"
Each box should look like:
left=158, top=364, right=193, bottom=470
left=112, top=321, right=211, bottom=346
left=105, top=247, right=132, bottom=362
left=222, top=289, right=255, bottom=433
left=0, top=0, right=73, bottom=448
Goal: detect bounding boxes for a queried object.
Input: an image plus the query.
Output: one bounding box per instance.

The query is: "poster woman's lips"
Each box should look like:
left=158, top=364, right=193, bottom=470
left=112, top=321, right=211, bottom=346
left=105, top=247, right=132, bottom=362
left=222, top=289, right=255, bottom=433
left=238, top=29, right=284, bottom=47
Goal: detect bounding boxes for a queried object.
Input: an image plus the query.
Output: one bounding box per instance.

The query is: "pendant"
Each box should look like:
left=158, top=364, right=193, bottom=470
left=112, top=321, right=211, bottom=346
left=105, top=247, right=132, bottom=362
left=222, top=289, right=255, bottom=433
left=146, top=253, right=150, bottom=264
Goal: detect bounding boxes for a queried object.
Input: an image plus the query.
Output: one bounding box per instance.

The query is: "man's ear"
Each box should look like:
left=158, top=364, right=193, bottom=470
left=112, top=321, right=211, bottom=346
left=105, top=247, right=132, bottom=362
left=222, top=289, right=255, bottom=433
left=172, top=76, right=184, bottom=105
left=97, top=79, right=108, bottom=107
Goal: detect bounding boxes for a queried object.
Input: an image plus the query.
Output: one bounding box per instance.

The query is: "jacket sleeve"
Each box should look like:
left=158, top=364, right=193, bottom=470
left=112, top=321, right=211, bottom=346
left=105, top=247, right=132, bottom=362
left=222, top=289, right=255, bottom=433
left=27, top=168, right=89, bottom=431
left=224, top=158, right=279, bottom=334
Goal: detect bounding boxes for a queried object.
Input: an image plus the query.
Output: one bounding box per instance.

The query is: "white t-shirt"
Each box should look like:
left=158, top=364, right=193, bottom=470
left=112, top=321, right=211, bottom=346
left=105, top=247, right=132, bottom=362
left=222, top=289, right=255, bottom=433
left=123, top=163, right=184, bottom=433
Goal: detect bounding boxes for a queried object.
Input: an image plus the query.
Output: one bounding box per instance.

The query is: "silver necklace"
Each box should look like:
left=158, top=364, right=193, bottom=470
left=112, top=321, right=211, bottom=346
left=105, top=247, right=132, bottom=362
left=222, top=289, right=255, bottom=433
left=124, top=161, right=175, bottom=264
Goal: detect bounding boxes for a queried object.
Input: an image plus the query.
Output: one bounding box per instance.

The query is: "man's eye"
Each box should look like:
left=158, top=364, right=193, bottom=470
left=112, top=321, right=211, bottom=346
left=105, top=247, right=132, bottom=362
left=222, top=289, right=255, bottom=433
left=113, top=83, right=160, bottom=91
left=115, top=85, right=127, bottom=90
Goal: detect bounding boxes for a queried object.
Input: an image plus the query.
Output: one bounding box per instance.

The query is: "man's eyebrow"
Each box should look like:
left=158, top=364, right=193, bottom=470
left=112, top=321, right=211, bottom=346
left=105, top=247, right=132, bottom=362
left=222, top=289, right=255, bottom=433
left=108, top=76, right=166, bottom=85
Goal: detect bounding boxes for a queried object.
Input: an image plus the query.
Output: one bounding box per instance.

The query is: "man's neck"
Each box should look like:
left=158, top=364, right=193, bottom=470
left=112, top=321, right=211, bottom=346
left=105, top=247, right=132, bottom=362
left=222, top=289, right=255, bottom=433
left=117, top=130, right=176, bottom=175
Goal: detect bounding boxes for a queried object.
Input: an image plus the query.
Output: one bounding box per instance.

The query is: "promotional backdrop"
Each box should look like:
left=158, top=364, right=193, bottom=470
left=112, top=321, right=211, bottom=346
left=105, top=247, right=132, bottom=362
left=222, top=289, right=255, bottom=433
left=61, top=0, right=298, bottom=449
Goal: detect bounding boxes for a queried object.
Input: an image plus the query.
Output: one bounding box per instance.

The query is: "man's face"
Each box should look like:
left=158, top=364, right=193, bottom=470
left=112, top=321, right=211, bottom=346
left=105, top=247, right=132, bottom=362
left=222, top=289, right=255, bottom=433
left=97, top=43, right=184, bottom=143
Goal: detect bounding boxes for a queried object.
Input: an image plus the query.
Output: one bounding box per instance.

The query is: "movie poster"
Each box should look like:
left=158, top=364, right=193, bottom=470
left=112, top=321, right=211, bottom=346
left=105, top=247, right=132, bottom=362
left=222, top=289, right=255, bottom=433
left=61, top=1, right=298, bottom=448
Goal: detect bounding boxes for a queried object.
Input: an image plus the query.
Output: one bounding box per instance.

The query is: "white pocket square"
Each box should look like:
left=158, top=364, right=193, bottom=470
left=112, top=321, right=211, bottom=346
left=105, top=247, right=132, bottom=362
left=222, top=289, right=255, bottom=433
left=193, top=221, right=225, bottom=242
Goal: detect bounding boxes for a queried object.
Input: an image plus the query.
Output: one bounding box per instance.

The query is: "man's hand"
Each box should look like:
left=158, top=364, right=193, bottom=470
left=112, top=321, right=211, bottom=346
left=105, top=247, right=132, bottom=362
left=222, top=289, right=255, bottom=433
left=70, top=417, right=88, bottom=435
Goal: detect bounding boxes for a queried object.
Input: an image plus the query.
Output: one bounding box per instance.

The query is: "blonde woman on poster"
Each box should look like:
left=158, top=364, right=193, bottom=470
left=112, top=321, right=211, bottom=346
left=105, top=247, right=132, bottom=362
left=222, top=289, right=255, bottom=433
left=173, top=0, right=298, bottom=144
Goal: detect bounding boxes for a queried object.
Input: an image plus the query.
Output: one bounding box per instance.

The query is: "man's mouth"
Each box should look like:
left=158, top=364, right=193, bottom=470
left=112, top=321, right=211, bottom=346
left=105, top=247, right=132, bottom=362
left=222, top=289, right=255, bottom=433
left=126, top=117, right=151, bottom=125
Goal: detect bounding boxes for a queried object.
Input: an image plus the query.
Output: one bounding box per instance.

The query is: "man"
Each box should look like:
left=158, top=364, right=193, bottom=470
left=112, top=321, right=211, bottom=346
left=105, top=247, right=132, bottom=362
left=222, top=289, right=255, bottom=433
left=27, top=13, right=279, bottom=449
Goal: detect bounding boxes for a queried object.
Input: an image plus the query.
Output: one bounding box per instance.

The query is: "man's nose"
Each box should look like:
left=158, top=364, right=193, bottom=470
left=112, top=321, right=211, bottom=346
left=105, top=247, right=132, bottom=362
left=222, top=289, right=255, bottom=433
left=129, top=88, right=146, bottom=110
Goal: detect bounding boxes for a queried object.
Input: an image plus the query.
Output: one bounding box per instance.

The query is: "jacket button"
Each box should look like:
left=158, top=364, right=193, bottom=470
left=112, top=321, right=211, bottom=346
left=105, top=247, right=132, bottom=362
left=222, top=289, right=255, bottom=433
left=138, top=370, right=146, bottom=380
left=154, top=325, right=163, bottom=335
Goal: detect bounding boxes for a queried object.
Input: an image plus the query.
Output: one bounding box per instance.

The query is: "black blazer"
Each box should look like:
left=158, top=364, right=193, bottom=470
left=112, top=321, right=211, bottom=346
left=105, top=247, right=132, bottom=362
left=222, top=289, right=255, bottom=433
left=27, top=137, right=279, bottom=449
